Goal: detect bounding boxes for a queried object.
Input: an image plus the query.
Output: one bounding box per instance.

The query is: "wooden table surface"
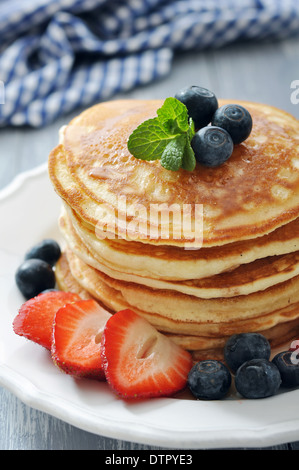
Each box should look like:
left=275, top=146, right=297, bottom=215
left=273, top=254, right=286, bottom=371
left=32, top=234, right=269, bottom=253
left=1, top=35, right=299, bottom=450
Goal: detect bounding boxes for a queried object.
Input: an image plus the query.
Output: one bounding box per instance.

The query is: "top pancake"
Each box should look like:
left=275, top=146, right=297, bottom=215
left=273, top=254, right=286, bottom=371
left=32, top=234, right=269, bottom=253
left=49, top=99, right=299, bottom=247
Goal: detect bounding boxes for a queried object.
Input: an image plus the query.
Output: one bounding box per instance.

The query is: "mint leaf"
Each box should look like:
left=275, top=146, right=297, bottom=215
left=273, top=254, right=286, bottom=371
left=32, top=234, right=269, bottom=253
left=161, top=134, right=186, bottom=171
left=182, top=138, right=196, bottom=171
left=127, top=97, right=197, bottom=171
left=157, top=97, right=189, bottom=132
left=188, top=117, right=195, bottom=137
left=127, top=117, right=181, bottom=161
left=182, top=118, right=196, bottom=171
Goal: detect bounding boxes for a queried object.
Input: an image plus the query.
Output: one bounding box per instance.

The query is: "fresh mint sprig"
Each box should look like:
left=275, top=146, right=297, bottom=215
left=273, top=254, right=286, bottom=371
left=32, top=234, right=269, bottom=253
left=127, top=97, right=196, bottom=171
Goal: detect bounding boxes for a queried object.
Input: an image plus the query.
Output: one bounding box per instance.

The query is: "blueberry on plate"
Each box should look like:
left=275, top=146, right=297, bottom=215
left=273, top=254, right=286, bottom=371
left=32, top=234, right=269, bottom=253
left=25, top=239, right=61, bottom=266
left=224, top=333, right=271, bottom=372
left=211, top=104, right=252, bottom=144
left=15, top=258, right=56, bottom=299
left=191, top=126, right=233, bottom=167
left=235, top=358, right=281, bottom=399
left=272, top=351, right=299, bottom=388
left=175, top=86, right=218, bottom=130
left=187, top=360, right=232, bottom=400
left=224, top=332, right=271, bottom=373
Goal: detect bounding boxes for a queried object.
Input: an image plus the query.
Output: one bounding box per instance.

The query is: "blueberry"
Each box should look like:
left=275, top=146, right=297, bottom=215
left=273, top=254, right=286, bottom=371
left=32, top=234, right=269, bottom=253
left=224, top=333, right=271, bottom=373
left=272, top=351, right=299, bottom=388
left=187, top=360, right=232, bottom=400
left=211, top=104, right=252, bottom=144
left=15, top=259, right=56, bottom=299
left=175, top=86, right=218, bottom=130
left=191, top=126, right=233, bottom=167
left=235, top=359, right=281, bottom=399
left=25, top=239, right=61, bottom=266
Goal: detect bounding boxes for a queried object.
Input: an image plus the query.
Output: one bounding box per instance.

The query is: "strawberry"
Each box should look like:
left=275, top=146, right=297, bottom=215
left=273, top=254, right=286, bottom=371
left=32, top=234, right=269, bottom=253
left=13, top=290, right=81, bottom=350
left=101, top=309, right=193, bottom=399
left=51, top=299, right=111, bottom=380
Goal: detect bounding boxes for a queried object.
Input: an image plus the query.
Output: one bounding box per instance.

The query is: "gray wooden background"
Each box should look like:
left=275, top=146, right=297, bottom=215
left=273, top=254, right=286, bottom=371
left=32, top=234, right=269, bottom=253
left=1, top=35, right=299, bottom=450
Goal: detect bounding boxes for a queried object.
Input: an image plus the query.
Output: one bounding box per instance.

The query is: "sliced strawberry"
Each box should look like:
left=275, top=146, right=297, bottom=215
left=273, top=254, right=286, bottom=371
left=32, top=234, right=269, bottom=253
left=51, top=299, right=111, bottom=380
left=101, top=309, right=193, bottom=399
left=13, top=291, right=81, bottom=350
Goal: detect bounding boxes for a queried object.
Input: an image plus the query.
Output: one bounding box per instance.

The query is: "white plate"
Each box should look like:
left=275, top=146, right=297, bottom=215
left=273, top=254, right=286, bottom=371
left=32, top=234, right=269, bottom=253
left=1, top=164, right=299, bottom=450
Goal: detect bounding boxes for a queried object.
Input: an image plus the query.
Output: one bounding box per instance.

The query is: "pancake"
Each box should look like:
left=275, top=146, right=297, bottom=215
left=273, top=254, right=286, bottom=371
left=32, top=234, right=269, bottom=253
left=63, top=201, right=299, bottom=281
left=48, top=99, right=299, bottom=248
left=189, top=314, right=299, bottom=362
left=55, top=252, right=299, bottom=362
left=55, top=249, right=93, bottom=300
left=59, top=207, right=299, bottom=298
left=63, top=248, right=299, bottom=334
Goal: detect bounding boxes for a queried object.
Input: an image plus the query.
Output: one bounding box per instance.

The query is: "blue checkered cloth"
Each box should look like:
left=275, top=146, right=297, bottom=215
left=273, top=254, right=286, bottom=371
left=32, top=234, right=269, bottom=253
left=0, top=0, right=298, bottom=127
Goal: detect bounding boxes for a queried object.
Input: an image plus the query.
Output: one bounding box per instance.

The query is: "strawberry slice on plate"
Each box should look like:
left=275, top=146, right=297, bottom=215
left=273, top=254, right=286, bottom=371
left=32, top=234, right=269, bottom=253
left=51, top=299, right=111, bottom=380
left=101, top=309, right=193, bottom=399
left=13, top=290, right=81, bottom=350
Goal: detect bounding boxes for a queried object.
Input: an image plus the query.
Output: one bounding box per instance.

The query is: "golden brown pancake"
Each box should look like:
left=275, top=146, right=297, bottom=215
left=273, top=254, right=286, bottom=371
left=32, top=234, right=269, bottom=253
left=55, top=250, right=93, bottom=300
left=63, top=248, right=299, bottom=335
left=55, top=252, right=299, bottom=362
left=62, top=202, right=299, bottom=281
left=59, top=207, right=299, bottom=298
left=49, top=99, right=299, bottom=247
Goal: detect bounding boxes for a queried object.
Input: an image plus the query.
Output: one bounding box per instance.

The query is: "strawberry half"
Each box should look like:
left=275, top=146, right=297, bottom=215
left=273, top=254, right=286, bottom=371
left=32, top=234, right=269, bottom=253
left=13, top=290, right=81, bottom=350
left=101, top=309, right=193, bottom=399
left=51, top=299, right=112, bottom=380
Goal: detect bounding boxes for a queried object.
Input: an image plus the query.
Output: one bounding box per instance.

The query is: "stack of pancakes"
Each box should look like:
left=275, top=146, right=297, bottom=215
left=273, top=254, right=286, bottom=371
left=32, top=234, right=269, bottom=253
left=48, top=99, right=299, bottom=362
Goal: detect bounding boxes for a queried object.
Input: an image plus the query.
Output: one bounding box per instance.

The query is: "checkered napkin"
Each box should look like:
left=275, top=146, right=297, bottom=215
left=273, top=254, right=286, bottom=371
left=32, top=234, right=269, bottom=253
left=0, top=0, right=298, bottom=127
